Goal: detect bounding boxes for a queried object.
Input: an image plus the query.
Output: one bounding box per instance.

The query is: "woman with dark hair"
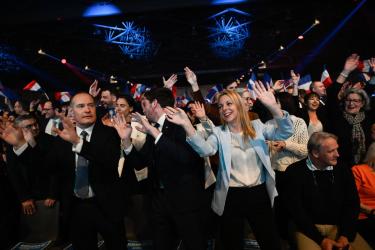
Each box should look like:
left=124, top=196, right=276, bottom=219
left=165, top=82, right=293, bottom=250
left=326, top=88, right=374, bottom=166
left=301, top=92, right=325, bottom=136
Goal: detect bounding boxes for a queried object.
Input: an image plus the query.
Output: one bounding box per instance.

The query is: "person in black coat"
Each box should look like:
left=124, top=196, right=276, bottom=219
left=284, top=132, right=371, bottom=250
left=50, top=92, right=127, bottom=250
left=3, top=114, right=57, bottom=215
left=114, top=88, right=206, bottom=250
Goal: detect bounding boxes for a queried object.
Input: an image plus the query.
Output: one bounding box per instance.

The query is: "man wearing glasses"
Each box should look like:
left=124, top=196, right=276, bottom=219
left=1, top=114, right=57, bottom=215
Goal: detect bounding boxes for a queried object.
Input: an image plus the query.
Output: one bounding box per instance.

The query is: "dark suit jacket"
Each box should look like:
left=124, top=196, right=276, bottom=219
left=6, top=133, right=58, bottom=202
left=48, top=122, right=125, bottom=222
left=126, top=119, right=205, bottom=213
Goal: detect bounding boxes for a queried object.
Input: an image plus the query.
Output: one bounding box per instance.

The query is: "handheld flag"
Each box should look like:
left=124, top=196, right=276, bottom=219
left=23, top=80, right=42, bottom=91
left=246, top=72, right=257, bottom=99
left=298, top=74, right=312, bottom=91
left=55, top=92, right=71, bottom=103
left=205, top=84, right=223, bottom=103
left=130, top=83, right=150, bottom=101
left=321, top=68, right=333, bottom=88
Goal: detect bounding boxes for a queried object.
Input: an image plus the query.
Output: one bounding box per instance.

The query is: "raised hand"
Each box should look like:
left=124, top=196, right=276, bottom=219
left=184, top=67, right=198, bottom=86
left=253, top=80, right=283, bottom=118
left=163, top=74, right=178, bottom=89
left=343, top=53, right=360, bottom=73
left=131, top=112, right=158, bottom=136
left=164, top=106, right=191, bottom=126
left=21, top=127, right=37, bottom=147
left=29, top=99, right=40, bottom=112
left=0, top=123, right=25, bottom=148
left=272, top=80, right=285, bottom=93
left=165, top=106, right=196, bottom=136
left=113, top=113, right=132, bottom=140
left=89, top=79, right=101, bottom=98
left=53, top=116, right=80, bottom=145
left=192, top=101, right=206, bottom=120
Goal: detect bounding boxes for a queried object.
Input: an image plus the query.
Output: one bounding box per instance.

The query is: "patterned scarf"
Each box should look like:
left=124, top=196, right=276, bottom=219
left=343, top=111, right=366, bottom=164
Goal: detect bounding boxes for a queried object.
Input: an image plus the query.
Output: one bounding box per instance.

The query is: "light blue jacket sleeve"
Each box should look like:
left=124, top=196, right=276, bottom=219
left=186, top=127, right=220, bottom=157
left=257, top=111, right=293, bottom=141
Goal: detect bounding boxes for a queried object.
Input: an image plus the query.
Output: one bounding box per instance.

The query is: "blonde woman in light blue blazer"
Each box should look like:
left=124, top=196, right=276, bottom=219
left=165, top=81, right=293, bottom=250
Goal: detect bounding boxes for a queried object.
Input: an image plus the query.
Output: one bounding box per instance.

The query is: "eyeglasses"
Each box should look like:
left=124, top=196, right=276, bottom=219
left=345, top=99, right=362, bottom=104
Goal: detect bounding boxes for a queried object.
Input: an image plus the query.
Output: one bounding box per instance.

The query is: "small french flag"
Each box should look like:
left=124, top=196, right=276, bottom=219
left=357, top=60, right=372, bottom=73
left=298, top=74, right=312, bottom=91
left=247, top=72, right=257, bottom=99
left=23, top=80, right=42, bottom=91
left=55, top=92, right=71, bottom=103
left=205, top=84, right=223, bottom=103
left=321, top=69, right=333, bottom=88
left=130, top=83, right=150, bottom=101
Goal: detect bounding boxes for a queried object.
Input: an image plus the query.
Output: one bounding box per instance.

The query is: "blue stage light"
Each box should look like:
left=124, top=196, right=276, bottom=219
left=211, top=0, right=247, bottom=5
left=208, top=8, right=251, bottom=59
left=94, top=22, right=155, bottom=59
left=0, top=45, right=21, bottom=73
left=83, top=2, right=121, bottom=17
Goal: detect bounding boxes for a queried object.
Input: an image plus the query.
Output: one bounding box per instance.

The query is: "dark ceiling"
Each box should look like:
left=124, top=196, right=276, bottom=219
left=1, top=0, right=374, bottom=94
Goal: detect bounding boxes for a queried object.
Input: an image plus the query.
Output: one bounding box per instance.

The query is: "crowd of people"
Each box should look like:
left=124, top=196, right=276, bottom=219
left=0, top=54, right=374, bottom=250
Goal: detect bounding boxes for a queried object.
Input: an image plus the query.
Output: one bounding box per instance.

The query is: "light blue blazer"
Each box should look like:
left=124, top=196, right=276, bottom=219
left=186, top=112, right=293, bottom=216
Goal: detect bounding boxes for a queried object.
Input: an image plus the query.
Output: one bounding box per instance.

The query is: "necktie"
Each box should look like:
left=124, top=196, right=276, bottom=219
left=74, top=130, right=90, bottom=198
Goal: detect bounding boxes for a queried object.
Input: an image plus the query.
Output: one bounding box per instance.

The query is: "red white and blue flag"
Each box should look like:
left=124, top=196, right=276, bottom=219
left=298, top=74, right=312, bottom=91
left=55, top=92, right=71, bottom=103
left=130, top=83, right=150, bottom=101
left=205, top=84, right=223, bottom=103
left=23, top=80, right=42, bottom=91
left=247, top=72, right=257, bottom=99
left=321, top=69, right=333, bottom=88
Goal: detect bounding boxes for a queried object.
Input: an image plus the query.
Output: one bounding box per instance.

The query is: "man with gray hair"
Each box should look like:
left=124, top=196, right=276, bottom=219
left=283, top=132, right=372, bottom=250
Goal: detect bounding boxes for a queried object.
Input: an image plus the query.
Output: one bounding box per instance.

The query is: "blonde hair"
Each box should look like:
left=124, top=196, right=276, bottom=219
left=217, top=90, right=256, bottom=139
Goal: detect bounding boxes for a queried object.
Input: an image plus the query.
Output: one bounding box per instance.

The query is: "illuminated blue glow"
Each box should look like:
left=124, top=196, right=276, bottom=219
left=211, top=0, right=247, bottom=5
left=208, top=8, right=251, bottom=59
left=83, top=2, right=121, bottom=17
left=0, top=45, right=21, bottom=73
left=94, top=22, right=155, bottom=59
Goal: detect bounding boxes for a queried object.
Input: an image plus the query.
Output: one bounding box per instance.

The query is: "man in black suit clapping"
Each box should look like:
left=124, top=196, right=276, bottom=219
left=51, top=92, right=126, bottom=250
left=113, top=88, right=206, bottom=250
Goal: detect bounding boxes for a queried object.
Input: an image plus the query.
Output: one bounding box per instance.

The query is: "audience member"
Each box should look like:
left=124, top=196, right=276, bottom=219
left=284, top=132, right=372, bottom=250
left=352, top=142, right=375, bottom=249
left=165, top=82, right=293, bottom=250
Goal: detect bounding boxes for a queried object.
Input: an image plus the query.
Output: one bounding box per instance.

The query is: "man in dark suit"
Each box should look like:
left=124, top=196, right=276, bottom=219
left=51, top=92, right=126, bottom=250
left=1, top=114, right=57, bottom=215
left=113, top=87, right=206, bottom=250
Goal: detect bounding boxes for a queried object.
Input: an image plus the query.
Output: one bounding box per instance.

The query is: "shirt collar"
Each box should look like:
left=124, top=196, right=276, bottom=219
left=306, top=156, right=333, bottom=171
left=155, top=114, right=166, bottom=130
left=76, top=123, right=95, bottom=139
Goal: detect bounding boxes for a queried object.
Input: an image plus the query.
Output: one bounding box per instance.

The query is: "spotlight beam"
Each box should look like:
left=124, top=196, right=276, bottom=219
left=296, top=0, right=367, bottom=72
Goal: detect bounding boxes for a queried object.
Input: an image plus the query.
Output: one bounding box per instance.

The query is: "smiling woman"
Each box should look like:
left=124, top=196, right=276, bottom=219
left=165, top=81, right=293, bottom=250
left=326, top=88, right=374, bottom=166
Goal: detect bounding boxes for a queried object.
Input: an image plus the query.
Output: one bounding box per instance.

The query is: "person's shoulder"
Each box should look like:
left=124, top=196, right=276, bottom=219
left=286, top=158, right=308, bottom=174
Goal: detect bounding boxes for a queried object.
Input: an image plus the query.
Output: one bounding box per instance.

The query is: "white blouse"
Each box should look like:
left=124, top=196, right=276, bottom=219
left=229, top=131, right=264, bottom=187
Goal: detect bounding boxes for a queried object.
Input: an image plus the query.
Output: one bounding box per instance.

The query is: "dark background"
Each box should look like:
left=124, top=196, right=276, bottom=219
left=0, top=0, right=374, bottom=94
